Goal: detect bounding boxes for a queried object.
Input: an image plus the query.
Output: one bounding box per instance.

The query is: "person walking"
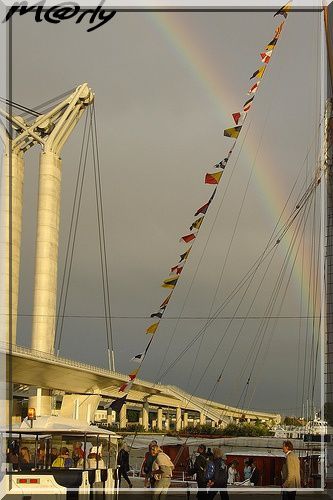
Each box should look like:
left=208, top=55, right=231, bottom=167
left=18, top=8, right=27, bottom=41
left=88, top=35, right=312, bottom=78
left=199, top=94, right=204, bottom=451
left=151, top=445, right=174, bottom=498
left=281, top=440, right=300, bottom=500
left=189, top=444, right=208, bottom=499
left=117, top=443, right=133, bottom=488
left=141, top=440, right=157, bottom=487
left=207, top=448, right=229, bottom=500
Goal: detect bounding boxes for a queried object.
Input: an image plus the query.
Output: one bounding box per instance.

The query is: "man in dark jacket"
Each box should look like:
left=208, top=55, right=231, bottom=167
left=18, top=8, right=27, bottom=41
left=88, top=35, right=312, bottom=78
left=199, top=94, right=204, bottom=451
left=117, top=443, right=132, bottom=488
left=190, top=444, right=208, bottom=499
left=207, top=448, right=229, bottom=500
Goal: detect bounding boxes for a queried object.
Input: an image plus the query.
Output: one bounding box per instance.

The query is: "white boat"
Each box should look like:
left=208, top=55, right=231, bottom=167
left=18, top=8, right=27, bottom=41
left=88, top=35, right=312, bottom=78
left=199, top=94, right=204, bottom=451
left=0, top=415, right=121, bottom=496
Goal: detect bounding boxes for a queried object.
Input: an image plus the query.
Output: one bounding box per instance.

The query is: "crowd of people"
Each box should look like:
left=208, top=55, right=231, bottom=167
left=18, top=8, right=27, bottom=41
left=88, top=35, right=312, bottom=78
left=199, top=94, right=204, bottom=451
left=8, top=437, right=301, bottom=499
left=7, top=441, right=106, bottom=470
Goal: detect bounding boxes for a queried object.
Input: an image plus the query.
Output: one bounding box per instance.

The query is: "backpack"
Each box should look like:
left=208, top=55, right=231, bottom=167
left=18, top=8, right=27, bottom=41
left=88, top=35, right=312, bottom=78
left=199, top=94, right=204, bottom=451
left=205, top=460, right=215, bottom=481
left=214, top=459, right=228, bottom=486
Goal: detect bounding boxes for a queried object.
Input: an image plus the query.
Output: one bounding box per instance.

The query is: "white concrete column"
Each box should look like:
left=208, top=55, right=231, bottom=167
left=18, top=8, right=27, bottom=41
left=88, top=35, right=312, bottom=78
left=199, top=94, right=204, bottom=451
left=29, top=388, right=52, bottom=417
left=119, top=403, right=127, bottom=429
left=12, top=398, right=22, bottom=424
left=199, top=412, right=206, bottom=426
left=142, top=402, right=149, bottom=431
left=0, top=150, right=24, bottom=345
left=107, top=410, right=114, bottom=426
left=31, top=151, right=62, bottom=354
left=157, top=408, right=163, bottom=431
left=176, top=407, right=182, bottom=432
left=183, top=412, right=189, bottom=429
left=165, top=413, right=170, bottom=431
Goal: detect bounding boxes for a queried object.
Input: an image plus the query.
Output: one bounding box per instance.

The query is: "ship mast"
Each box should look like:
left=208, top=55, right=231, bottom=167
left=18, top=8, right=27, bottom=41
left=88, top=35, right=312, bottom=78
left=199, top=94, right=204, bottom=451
left=324, top=3, right=333, bottom=417
left=324, top=3, right=333, bottom=489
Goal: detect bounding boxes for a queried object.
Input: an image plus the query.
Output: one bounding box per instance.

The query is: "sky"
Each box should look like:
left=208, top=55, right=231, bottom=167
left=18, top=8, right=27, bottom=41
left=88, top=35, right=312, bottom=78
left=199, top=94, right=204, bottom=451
left=8, top=7, right=325, bottom=416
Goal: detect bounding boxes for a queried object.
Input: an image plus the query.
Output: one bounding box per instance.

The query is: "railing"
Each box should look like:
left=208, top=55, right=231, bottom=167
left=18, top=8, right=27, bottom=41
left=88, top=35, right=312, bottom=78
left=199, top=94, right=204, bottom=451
left=0, top=341, right=157, bottom=389
left=1, top=340, right=127, bottom=380
left=2, top=341, right=279, bottom=421
left=166, top=385, right=279, bottom=422
left=165, top=385, right=228, bottom=422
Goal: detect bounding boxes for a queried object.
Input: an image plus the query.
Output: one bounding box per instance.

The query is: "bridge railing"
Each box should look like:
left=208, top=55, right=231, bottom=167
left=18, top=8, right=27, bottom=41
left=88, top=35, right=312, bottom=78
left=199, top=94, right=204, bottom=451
left=1, top=341, right=141, bottom=384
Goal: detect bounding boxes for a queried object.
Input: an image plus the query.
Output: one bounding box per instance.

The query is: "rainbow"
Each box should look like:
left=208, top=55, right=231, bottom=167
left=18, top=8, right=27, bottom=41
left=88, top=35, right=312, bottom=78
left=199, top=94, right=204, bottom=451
left=148, top=11, right=321, bottom=315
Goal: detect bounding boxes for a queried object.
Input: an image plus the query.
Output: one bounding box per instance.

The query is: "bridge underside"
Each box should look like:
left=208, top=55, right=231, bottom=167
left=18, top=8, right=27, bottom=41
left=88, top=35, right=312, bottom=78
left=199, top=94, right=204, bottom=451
left=3, top=344, right=280, bottom=430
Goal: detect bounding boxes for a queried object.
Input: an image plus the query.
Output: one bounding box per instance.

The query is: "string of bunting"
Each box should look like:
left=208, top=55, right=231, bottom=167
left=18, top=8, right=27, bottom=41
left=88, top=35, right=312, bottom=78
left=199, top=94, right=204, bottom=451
left=112, top=2, right=292, bottom=404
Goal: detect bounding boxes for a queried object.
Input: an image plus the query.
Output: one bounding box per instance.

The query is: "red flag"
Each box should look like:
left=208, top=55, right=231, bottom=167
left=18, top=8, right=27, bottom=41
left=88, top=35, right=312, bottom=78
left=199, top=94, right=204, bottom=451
left=180, top=233, right=196, bottom=243
left=232, top=112, right=241, bottom=125
left=160, top=293, right=172, bottom=308
left=195, top=201, right=210, bottom=216
left=171, top=262, right=184, bottom=274
left=260, top=51, right=272, bottom=64
left=194, top=189, right=216, bottom=216
left=248, top=81, right=260, bottom=95
left=205, top=172, right=222, bottom=185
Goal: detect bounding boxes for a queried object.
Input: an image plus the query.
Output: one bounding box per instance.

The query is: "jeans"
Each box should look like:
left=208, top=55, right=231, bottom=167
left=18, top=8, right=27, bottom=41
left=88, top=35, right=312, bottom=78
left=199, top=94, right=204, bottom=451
left=117, top=467, right=132, bottom=487
left=207, top=488, right=229, bottom=500
left=153, top=477, right=171, bottom=498
left=197, top=481, right=208, bottom=499
left=282, top=491, right=296, bottom=500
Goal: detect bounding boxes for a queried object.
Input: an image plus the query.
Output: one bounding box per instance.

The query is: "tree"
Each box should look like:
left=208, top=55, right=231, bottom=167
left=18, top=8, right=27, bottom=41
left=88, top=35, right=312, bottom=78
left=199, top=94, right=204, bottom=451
left=222, top=422, right=271, bottom=437
left=283, top=416, right=302, bottom=426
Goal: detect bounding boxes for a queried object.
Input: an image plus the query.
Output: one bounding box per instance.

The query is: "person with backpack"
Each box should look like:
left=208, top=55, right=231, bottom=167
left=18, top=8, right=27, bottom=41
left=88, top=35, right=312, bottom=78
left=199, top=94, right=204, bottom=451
left=189, top=444, right=208, bottom=499
left=207, top=448, right=229, bottom=500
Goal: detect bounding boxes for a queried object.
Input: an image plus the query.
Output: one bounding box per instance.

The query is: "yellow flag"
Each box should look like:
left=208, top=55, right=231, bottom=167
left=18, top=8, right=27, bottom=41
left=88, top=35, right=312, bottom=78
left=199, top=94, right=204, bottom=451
left=146, top=322, right=159, bottom=334
left=162, top=275, right=179, bottom=288
left=224, top=126, right=242, bottom=139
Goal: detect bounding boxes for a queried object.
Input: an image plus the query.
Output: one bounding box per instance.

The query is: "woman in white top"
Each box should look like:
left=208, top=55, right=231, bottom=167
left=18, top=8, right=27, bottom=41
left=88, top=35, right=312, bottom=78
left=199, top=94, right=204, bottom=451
left=227, top=461, right=239, bottom=484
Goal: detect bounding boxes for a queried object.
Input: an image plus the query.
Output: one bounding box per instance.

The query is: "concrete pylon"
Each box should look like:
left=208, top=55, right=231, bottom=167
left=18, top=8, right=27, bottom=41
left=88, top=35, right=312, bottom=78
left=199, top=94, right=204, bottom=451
left=31, top=84, right=94, bottom=355
left=199, top=412, right=206, bottom=426
left=176, top=407, right=182, bottom=432
left=157, top=407, right=163, bottom=430
left=165, top=413, right=170, bottom=431
left=119, top=404, right=127, bottom=429
left=0, top=146, right=24, bottom=346
left=142, top=402, right=149, bottom=431
left=183, top=411, right=189, bottom=429
left=27, top=85, right=94, bottom=414
left=31, top=151, right=62, bottom=353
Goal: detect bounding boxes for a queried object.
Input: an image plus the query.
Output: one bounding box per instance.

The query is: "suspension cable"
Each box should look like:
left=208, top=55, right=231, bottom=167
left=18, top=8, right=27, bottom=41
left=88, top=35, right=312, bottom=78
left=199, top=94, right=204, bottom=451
left=55, top=109, right=93, bottom=354
left=91, top=103, right=115, bottom=371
